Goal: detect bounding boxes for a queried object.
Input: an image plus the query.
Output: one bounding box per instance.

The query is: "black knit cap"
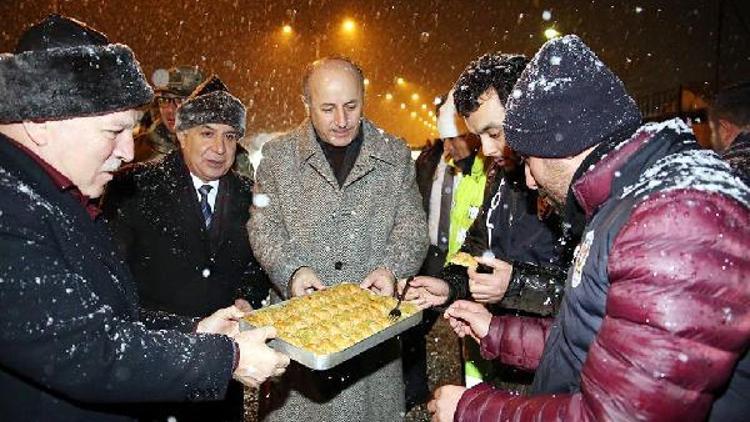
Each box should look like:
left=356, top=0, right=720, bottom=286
left=0, top=14, right=153, bottom=123
left=504, top=35, right=642, bottom=158
left=174, top=75, right=246, bottom=136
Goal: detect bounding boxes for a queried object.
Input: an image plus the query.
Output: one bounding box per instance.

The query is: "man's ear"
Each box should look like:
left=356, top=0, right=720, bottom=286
left=21, top=121, right=50, bottom=147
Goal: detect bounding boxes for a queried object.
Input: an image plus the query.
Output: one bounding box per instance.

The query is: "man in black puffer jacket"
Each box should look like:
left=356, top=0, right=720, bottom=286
left=402, top=53, right=572, bottom=318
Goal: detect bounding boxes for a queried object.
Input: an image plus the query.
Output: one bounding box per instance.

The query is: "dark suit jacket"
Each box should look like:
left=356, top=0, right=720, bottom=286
left=102, top=151, right=269, bottom=318
left=0, top=134, right=235, bottom=421
left=414, top=139, right=444, bottom=214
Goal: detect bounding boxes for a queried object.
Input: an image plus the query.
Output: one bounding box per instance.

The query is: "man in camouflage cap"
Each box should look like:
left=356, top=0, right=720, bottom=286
left=133, top=65, right=203, bottom=162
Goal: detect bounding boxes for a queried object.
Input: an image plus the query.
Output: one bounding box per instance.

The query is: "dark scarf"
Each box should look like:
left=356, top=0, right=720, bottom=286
left=316, top=127, right=365, bottom=187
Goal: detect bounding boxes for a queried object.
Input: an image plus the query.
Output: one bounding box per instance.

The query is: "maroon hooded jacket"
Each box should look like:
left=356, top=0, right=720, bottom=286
left=456, top=120, right=750, bottom=421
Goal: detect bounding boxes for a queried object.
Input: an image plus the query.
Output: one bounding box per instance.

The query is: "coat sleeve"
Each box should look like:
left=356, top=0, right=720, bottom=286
left=455, top=191, right=750, bottom=421
left=139, top=308, right=199, bottom=332
left=0, top=204, right=235, bottom=404
left=367, top=147, right=429, bottom=278
left=498, top=261, right=566, bottom=316
left=247, top=149, right=311, bottom=295
left=478, top=315, right=554, bottom=372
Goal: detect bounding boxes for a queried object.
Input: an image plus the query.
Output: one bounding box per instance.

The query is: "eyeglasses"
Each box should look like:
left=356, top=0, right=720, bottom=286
left=156, top=96, right=185, bottom=106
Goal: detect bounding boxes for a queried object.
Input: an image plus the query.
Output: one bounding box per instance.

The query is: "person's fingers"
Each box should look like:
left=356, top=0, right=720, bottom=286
left=468, top=271, right=497, bottom=285
left=469, top=282, right=492, bottom=295
left=226, top=305, right=245, bottom=319
left=475, top=255, right=502, bottom=268
left=234, top=298, right=253, bottom=313
left=413, top=298, right=429, bottom=310
left=375, top=276, right=395, bottom=296
left=445, top=306, right=481, bottom=325
left=359, top=276, right=374, bottom=289
left=277, top=352, right=290, bottom=368
left=396, top=278, right=406, bottom=295
left=426, top=398, right=437, bottom=413
left=448, top=299, right=486, bottom=313
left=410, top=276, right=436, bottom=289
left=234, top=375, right=259, bottom=389
left=308, top=275, right=325, bottom=290
left=247, top=325, right=278, bottom=341
left=403, top=287, right=421, bottom=301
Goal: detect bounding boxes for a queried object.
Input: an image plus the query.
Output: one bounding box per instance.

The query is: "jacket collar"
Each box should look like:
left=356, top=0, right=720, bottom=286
left=570, top=119, right=697, bottom=219
left=159, top=150, right=239, bottom=251
left=571, top=128, right=650, bottom=219
left=295, top=118, right=399, bottom=188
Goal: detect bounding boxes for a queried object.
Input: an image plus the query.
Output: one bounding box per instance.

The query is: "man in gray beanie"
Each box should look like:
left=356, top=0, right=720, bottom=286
left=0, top=15, right=288, bottom=421
left=102, top=75, right=269, bottom=420
left=429, top=35, right=749, bottom=422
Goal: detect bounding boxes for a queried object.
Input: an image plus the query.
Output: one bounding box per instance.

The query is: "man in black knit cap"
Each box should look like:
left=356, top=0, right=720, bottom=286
left=429, top=35, right=749, bottom=422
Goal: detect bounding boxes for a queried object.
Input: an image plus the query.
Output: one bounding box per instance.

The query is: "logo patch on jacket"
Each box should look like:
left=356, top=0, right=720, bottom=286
left=571, top=230, right=595, bottom=288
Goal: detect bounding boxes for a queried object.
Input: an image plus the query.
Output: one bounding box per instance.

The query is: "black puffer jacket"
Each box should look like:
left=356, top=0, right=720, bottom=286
left=442, top=159, right=572, bottom=316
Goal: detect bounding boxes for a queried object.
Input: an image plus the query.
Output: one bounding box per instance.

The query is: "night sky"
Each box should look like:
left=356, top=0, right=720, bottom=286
left=1, top=0, right=748, bottom=146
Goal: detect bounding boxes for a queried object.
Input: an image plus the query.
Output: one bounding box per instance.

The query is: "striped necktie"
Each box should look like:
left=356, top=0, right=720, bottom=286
left=198, top=184, right=213, bottom=228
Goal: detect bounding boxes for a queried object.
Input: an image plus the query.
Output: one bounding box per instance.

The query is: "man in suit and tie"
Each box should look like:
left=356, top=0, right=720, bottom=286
left=102, top=75, right=268, bottom=421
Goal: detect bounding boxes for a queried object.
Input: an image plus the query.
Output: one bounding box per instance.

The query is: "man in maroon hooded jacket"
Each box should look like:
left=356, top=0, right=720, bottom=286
left=428, top=35, right=750, bottom=422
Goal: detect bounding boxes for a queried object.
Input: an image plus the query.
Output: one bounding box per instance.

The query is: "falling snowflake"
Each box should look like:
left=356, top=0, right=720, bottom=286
left=253, top=193, right=270, bottom=208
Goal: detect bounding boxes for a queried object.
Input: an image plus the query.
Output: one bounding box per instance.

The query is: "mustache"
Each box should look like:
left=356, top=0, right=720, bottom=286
left=101, top=158, right=122, bottom=173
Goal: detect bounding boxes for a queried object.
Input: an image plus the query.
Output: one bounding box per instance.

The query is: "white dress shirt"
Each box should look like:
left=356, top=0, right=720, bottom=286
left=190, top=173, right=220, bottom=213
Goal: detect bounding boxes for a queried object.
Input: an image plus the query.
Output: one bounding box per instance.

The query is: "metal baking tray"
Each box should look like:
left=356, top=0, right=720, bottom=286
left=240, top=302, right=422, bottom=371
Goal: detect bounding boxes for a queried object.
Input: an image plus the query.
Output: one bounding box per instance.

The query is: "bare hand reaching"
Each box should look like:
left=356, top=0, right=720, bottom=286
left=427, top=384, right=466, bottom=422
left=196, top=304, right=246, bottom=337
left=444, top=300, right=492, bottom=343
left=468, top=256, right=512, bottom=304
left=232, top=327, right=290, bottom=388
left=360, top=267, right=396, bottom=297
left=289, top=267, right=326, bottom=297
left=397, top=276, right=450, bottom=309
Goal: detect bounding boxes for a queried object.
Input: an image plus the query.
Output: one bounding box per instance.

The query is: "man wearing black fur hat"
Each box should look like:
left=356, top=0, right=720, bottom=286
left=0, top=15, right=289, bottom=421
left=428, top=35, right=750, bottom=422
left=102, top=75, right=269, bottom=420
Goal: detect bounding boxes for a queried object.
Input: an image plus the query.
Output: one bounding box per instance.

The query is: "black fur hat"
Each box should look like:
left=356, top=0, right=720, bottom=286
left=0, top=14, right=153, bottom=123
left=174, top=75, right=246, bottom=136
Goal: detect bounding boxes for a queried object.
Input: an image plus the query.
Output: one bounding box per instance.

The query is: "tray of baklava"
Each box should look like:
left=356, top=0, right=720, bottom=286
left=240, top=282, right=421, bottom=370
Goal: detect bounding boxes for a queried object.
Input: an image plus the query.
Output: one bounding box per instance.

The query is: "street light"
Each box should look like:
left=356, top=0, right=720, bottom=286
left=281, top=25, right=293, bottom=35
left=544, top=27, right=561, bottom=40
left=363, top=78, right=370, bottom=87
left=385, top=93, right=393, bottom=100
left=396, top=77, right=405, bottom=86
left=342, top=18, right=356, bottom=33
left=411, top=93, right=419, bottom=101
